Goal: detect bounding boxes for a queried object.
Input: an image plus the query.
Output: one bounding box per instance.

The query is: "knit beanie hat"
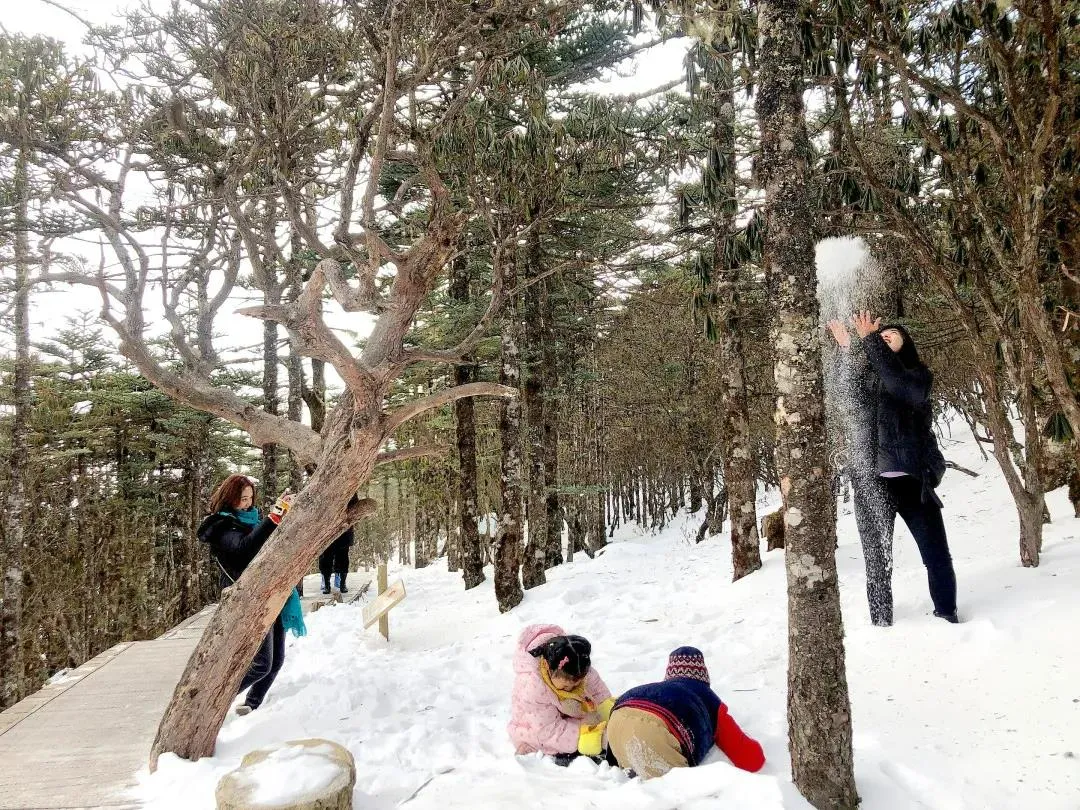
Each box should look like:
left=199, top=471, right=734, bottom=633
left=879, top=323, right=922, bottom=370
left=665, top=646, right=710, bottom=684
left=529, top=634, right=592, bottom=680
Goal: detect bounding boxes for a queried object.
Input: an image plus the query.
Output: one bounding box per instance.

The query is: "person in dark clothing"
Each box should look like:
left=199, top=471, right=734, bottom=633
left=198, top=474, right=294, bottom=715
left=318, top=528, right=354, bottom=594
left=606, top=647, right=764, bottom=779
left=827, top=312, right=958, bottom=625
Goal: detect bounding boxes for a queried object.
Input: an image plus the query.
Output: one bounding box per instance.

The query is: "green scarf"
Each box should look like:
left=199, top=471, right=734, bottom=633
left=221, top=510, right=306, bottom=638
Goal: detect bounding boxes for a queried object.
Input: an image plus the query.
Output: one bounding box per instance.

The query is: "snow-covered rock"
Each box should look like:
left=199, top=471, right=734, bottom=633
left=215, top=739, right=354, bottom=810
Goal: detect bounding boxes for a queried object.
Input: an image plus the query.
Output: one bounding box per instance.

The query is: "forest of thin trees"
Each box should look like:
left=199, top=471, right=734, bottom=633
left=0, top=1, right=1076, bottom=807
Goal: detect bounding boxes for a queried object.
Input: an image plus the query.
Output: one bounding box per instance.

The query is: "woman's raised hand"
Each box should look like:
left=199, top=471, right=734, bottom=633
left=851, top=310, right=882, bottom=339
left=826, top=318, right=851, bottom=348
left=269, top=491, right=293, bottom=524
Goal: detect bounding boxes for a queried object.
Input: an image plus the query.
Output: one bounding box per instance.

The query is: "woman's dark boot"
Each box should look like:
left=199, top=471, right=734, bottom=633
left=321, top=574, right=331, bottom=595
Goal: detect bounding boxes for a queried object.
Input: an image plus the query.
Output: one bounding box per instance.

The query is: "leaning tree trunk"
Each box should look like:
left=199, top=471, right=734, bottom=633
left=494, top=234, right=525, bottom=612
left=975, top=356, right=1045, bottom=566
left=756, top=1, right=859, bottom=807
left=710, top=35, right=762, bottom=581
left=1, top=139, right=31, bottom=710
left=150, top=394, right=379, bottom=767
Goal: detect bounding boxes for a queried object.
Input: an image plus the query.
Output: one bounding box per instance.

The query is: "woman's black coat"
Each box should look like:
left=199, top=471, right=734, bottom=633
left=198, top=511, right=278, bottom=584
left=861, top=333, right=947, bottom=491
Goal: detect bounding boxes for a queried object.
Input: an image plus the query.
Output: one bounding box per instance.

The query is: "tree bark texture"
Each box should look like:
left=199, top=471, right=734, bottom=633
left=756, top=1, right=859, bottom=806
left=711, top=37, right=762, bottom=582
left=286, top=232, right=306, bottom=492
left=541, top=280, right=563, bottom=568
left=586, top=348, right=607, bottom=554
left=261, top=306, right=280, bottom=501
left=450, top=255, right=485, bottom=589
left=1, top=138, right=31, bottom=709
left=521, top=229, right=548, bottom=589
left=303, top=359, right=327, bottom=435
left=494, top=236, right=525, bottom=611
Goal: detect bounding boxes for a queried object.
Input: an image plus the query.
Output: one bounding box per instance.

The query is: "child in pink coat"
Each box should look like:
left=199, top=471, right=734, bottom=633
left=508, top=624, right=614, bottom=763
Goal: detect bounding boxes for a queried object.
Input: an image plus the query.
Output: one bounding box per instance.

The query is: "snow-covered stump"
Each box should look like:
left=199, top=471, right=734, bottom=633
left=216, top=739, right=355, bottom=810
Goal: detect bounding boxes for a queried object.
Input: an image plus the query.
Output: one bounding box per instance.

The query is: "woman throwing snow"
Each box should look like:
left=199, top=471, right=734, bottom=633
left=826, top=312, right=959, bottom=624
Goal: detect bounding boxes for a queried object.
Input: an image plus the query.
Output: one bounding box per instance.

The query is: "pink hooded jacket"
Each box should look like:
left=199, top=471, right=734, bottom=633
left=507, top=624, right=612, bottom=755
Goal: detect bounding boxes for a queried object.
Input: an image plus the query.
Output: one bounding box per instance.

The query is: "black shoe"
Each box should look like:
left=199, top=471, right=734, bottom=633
left=338, top=574, right=348, bottom=594
left=933, top=610, right=960, bottom=624
left=321, top=577, right=331, bottom=595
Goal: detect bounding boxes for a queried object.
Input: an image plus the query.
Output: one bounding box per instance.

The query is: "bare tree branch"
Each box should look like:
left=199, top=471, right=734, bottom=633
left=375, top=444, right=450, bottom=465
left=238, top=261, right=376, bottom=394
left=359, top=3, right=402, bottom=281
left=383, top=382, right=516, bottom=436
left=317, top=257, right=382, bottom=313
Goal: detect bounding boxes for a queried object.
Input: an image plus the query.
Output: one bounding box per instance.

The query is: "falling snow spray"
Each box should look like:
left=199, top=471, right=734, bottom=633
left=815, top=237, right=896, bottom=621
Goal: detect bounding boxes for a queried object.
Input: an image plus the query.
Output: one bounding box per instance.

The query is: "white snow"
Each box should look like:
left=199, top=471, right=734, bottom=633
left=45, top=668, right=78, bottom=687
left=135, top=419, right=1080, bottom=809
left=816, top=236, right=869, bottom=323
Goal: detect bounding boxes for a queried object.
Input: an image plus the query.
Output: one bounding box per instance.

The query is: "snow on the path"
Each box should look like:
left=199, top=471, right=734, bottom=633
left=136, top=423, right=1080, bottom=809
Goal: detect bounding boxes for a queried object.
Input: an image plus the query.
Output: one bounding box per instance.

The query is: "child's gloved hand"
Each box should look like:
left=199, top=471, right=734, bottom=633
left=268, top=493, right=293, bottom=525
left=577, top=721, right=607, bottom=757
left=598, top=697, right=616, bottom=722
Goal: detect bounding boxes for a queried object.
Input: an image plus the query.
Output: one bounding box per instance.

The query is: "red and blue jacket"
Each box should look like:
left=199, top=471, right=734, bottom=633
left=613, top=677, right=765, bottom=771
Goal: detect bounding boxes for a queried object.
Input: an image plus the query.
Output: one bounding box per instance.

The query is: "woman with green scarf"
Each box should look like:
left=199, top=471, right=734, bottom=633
left=198, top=474, right=305, bottom=716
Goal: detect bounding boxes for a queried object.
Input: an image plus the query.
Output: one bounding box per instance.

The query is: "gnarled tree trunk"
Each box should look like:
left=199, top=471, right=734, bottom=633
left=151, top=393, right=379, bottom=766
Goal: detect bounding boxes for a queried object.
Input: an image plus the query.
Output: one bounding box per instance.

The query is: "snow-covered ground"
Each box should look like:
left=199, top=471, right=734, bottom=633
left=136, top=422, right=1080, bottom=809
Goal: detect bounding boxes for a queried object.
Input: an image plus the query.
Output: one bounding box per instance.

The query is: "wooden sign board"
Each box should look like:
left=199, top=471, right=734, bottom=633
left=362, top=578, right=406, bottom=632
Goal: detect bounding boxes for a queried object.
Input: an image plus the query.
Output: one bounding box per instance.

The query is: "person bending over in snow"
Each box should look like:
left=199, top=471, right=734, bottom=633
left=606, top=647, right=765, bottom=779
left=508, top=624, right=614, bottom=765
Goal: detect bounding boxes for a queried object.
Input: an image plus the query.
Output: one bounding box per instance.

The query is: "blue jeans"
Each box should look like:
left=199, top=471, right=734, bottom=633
left=238, top=616, right=285, bottom=709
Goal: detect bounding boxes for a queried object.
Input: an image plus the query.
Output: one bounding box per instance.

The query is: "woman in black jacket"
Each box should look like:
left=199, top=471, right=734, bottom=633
left=318, top=528, right=354, bottom=594
left=198, top=474, right=293, bottom=714
left=827, top=312, right=958, bottom=625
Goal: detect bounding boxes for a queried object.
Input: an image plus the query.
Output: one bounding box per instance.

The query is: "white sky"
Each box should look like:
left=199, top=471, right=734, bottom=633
left=1, top=1, right=692, bottom=374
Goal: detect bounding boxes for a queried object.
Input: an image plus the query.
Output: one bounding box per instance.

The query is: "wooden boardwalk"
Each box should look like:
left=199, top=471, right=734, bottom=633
left=0, top=573, right=369, bottom=810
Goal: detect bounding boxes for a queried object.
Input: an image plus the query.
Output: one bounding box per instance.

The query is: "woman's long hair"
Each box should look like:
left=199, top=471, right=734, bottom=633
left=208, top=474, right=256, bottom=515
